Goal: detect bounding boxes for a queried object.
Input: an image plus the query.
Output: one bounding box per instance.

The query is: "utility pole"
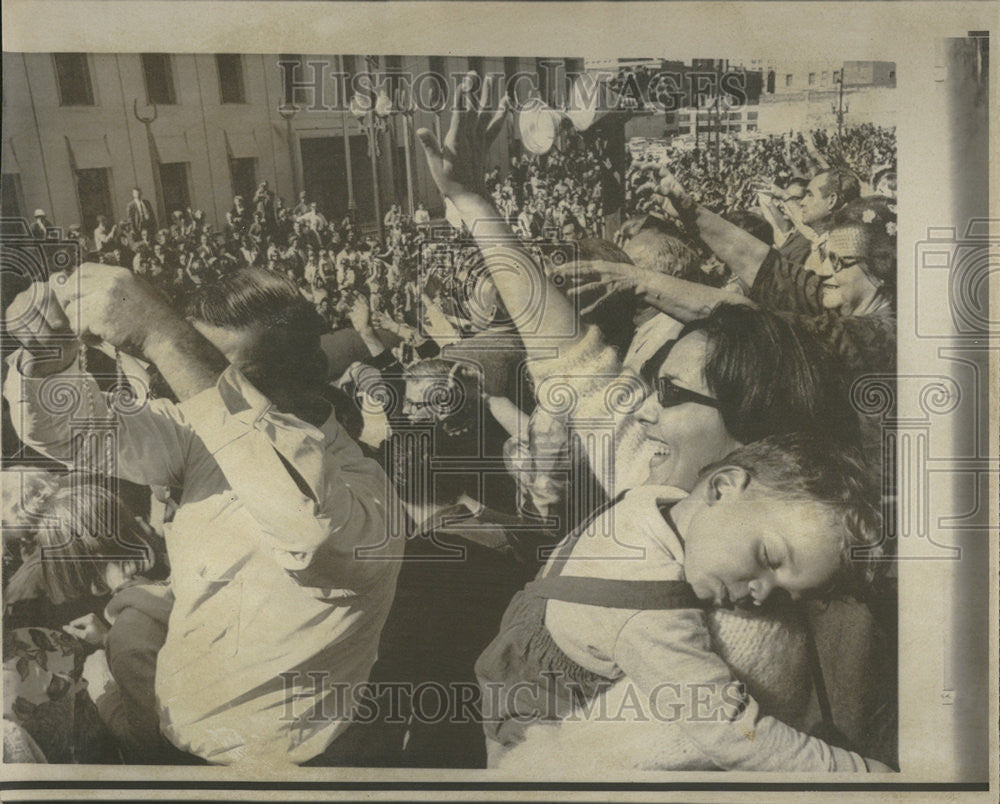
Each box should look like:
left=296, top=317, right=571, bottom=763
left=833, top=63, right=850, bottom=137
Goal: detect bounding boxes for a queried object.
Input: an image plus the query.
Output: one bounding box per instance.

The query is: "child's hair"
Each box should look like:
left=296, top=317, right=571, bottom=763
left=31, top=478, right=156, bottom=604
left=698, top=433, right=882, bottom=593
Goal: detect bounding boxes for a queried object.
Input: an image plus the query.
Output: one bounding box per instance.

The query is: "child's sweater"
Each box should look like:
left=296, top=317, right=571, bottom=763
left=523, top=486, right=871, bottom=772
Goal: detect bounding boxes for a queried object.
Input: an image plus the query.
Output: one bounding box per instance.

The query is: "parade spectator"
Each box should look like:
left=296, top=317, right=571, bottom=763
left=126, top=188, right=157, bottom=238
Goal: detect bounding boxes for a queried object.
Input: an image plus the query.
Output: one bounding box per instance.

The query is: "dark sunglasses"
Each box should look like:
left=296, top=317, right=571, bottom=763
left=653, top=375, right=720, bottom=409
left=641, top=339, right=720, bottom=409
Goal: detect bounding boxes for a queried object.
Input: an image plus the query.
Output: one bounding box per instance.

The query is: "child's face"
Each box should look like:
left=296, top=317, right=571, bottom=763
left=681, top=475, right=843, bottom=606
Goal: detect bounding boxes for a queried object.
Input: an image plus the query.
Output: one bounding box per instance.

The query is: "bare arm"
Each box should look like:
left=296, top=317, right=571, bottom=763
left=47, top=263, right=227, bottom=401
left=565, top=260, right=752, bottom=326
left=640, top=169, right=771, bottom=289
left=416, top=73, right=585, bottom=360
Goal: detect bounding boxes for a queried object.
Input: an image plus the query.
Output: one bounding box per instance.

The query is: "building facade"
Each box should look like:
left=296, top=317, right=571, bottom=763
left=2, top=53, right=567, bottom=236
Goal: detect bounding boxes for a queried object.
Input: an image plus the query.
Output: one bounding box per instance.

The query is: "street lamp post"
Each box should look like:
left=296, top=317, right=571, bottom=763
left=338, top=55, right=356, bottom=217
left=350, top=58, right=391, bottom=240
left=832, top=66, right=850, bottom=138
left=277, top=105, right=299, bottom=200
left=399, top=106, right=416, bottom=217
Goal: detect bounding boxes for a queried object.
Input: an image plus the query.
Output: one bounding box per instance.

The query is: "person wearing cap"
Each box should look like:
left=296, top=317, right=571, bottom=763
left=29, top=209, right=51, bottom=240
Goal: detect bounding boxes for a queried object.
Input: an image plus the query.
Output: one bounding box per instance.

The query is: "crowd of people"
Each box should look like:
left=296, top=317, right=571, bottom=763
left=626, top=123, right=896, bottom=215
left=4, top=74, right=898, bottom=772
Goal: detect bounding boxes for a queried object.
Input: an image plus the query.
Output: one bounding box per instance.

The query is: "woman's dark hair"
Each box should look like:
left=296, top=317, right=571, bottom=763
left=643, top=303, right=861, bottom=447
left=185, top=268, right=328, bottom=396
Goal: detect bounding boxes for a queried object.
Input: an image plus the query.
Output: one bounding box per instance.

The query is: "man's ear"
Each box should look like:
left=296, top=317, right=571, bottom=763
left=704, top=466, right=751, bottom=504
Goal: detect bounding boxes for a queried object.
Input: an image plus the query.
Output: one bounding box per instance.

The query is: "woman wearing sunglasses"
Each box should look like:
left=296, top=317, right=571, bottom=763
left=416, top=75, right=890, bottom=770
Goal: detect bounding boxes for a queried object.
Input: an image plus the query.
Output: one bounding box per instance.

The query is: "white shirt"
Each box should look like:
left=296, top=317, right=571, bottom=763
left=5, top=355, right=403, bottom=765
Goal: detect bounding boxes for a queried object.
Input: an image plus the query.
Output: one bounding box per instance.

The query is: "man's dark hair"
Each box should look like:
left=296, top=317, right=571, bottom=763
left=643, top=303, right=860, bottom=448
left=185, top=268, right=328, bottom=396
left=817, top=168, right=862, bottom=210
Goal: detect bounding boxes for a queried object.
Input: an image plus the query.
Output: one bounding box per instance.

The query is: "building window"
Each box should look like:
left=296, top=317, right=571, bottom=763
left=342, top=55, right=360, bottom=102
left=53, top=53, right=95, bottom=106
left=229, top=157, right=257, bottom=203
left=784, top=73, right=793, bottom=87
left=503, top=57, right=520, bottom=103
left=1, top=173, right=25, bottom=221
left=821, top=71, right=829, bottom=84
left=74, top=167, right=113, bottom=234
left=833, top=70, right=842, bottom=84
left=384, top=55, right=405, bottom=100
left=216, top=54, right=246, bottom=104
left=808, top=72, right=816, bottom=86
left=141, top=54, right=177, bottom=105
left=158, top=162, right=191, bottom=218
left=280, top=54, right=324, bottom=106
left=889, top=70, right=896, bottom=82
left=428, top=56, right=447, bottom=107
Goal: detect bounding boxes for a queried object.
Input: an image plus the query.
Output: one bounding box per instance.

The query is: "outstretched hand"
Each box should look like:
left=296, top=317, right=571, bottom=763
left=416, top=71, right=508, bottom=202
left=553, top=259, right=653, bottom=317
left=5, top=280, right=80, bottom=376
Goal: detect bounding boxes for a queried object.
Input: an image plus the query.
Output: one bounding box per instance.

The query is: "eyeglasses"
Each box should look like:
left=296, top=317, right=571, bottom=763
left=640, top=338, right=720, bottom=409
left=402, top=398, right=434, bottom=411
left=824, top=251, right=869, bottom=274
left=653, top=375, right=720, bottom=409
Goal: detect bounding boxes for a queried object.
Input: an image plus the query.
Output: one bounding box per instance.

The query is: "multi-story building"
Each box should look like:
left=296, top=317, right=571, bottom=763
left=1, top=54, right=569, bottom=235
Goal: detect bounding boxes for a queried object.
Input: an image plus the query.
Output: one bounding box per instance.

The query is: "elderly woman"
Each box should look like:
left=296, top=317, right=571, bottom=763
left=416, top=75, right=893, bottom=770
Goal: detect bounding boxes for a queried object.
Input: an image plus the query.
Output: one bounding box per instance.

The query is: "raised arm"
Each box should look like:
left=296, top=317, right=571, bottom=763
left=416, top=73, right=584, bottom=360
left=639, top=169, right=771, bottom=288
left=562, top=260, right=752, bottom=325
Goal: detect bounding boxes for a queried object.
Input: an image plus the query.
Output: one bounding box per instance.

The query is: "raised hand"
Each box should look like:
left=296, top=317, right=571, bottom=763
left=416, top=72, right=508, bottom=202
left=63, top=612, right=110, bottom=647
left=634, top=167, right=697, bottom=222
left=554, top=259, right=651, bottom=317
left=346, top=291, right=373, bottom=333
left=48, top=263, right=184, bottom=360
